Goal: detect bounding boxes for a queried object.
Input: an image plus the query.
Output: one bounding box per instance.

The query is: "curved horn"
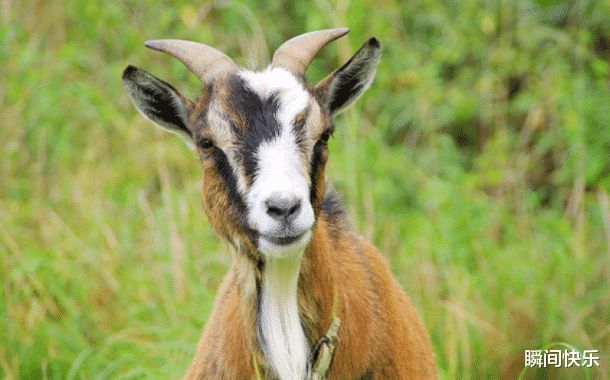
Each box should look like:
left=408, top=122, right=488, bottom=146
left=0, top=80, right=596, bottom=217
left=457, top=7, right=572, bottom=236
left=144, top=39, right=236, bottom=83
left=271, top=27, right=349, bottom=76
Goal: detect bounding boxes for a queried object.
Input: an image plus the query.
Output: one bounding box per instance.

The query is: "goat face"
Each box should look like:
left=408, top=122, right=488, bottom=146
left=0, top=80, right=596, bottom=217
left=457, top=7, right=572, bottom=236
left=122, top=30, right=380, bottom=259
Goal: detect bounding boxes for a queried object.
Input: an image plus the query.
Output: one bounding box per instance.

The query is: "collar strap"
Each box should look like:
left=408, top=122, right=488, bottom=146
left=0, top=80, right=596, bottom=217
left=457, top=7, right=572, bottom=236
left=306, top=283, right=341, bottom=379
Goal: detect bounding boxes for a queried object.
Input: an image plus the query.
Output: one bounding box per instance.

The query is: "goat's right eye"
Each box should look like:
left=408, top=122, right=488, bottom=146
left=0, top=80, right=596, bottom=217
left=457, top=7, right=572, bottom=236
left=319, top=130, right=332, bottom=143
left=197, top=139, right=215, bottom=151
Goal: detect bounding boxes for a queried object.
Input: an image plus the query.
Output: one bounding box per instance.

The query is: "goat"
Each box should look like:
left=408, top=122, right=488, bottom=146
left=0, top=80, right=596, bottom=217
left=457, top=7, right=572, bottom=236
left=122, top=28, right=437, bottom=380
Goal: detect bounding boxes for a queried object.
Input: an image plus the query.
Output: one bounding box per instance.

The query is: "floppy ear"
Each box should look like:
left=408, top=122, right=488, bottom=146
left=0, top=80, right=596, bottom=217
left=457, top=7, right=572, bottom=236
left=314, top=37, right=381, bottom=116
left=121, top=65, right=194, bottom=141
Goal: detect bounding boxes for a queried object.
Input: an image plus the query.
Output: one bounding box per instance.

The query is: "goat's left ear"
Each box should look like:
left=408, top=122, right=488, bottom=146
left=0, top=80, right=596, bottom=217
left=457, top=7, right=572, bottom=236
left=314, top=37, right=381, bottom=116
left=122, top=65, right=195, bottom=142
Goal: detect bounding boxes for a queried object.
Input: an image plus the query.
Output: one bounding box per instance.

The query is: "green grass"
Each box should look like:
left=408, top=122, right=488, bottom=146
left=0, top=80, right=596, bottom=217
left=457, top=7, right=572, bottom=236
left=1, top=0, right=609, bottom=379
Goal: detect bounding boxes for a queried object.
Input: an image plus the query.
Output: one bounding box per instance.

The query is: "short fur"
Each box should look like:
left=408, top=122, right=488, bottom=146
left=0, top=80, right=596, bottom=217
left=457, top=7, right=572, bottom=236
left=122, top=32, right=437, bottom=380
left=184, top=203, right=437, bottom=379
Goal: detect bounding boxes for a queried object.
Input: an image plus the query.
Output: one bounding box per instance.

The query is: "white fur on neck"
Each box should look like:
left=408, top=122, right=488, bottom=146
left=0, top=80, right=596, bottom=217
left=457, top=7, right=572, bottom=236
left=259, top=252, right=308, bottom=380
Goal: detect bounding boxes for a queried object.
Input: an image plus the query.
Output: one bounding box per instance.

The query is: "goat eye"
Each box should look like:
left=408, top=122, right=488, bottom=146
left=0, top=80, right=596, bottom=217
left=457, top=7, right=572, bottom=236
left=320, top=130, right=332, bottom=143
left=197, top=138, right=215, bottom=151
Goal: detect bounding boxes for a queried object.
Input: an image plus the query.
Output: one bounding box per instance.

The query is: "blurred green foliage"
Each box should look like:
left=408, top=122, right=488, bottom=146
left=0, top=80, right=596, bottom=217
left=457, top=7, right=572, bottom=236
left=1, top=0, right=609, bottom=379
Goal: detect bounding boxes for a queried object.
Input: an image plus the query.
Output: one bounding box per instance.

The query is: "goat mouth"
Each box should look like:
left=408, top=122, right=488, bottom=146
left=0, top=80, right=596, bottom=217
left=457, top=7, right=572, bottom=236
left=260, top=232, right=307, bottom=246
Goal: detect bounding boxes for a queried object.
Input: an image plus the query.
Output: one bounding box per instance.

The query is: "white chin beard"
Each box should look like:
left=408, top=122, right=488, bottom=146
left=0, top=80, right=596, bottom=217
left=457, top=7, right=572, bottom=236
left=258, top=242, right=309, bottom=380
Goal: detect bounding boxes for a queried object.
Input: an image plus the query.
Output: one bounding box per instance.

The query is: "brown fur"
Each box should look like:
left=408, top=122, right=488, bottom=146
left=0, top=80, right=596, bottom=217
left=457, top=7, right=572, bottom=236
left=184, top=75, right=437, bottom=379
left=122, top=31, right=437, bottom=379
left=189, top=133, right=436, bottom=378
left=200, top=155, right=259, bottom=263
left=184, top=211, right=437, bottom=379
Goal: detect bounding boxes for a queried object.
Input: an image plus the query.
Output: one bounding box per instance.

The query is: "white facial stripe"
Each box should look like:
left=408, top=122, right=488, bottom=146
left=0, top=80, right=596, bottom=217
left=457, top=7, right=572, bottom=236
left=238, top=67, right=310, bottom=113
left=240, top=67, right=312, bottom=183
left=257, top=130, right=309, bottom=187
left=238, top=67, right=315, bottom=257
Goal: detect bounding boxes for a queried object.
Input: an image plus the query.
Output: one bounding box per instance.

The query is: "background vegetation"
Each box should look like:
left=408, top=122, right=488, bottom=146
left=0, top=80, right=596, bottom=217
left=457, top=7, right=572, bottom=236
left=1, top=0, right=609, bottom=379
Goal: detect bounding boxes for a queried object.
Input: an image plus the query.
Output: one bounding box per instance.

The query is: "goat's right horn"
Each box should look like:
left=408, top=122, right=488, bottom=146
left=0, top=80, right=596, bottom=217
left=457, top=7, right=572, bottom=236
left=271, top=27, right=349, bottom=76
left=144, top=39, right=237, bottom=83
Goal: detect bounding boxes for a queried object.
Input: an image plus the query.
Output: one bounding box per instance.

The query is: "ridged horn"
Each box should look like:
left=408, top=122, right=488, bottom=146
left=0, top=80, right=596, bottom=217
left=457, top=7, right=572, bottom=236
left=144, top=39, right=236, bottom=83
left=271, top=27, right=349, bottom=76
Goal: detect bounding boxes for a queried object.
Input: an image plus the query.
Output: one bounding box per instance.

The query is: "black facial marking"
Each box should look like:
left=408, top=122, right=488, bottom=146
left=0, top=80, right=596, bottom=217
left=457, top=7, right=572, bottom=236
left=210, top=148, right=250, bottom=228
left=309, top=140, right=327, bottom=211
left=225, top=74, right=282, bottom=181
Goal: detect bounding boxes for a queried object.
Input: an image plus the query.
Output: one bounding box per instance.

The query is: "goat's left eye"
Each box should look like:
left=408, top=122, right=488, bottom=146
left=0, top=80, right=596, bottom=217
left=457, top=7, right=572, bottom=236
left=320, top=130, right=332, bottom=143
left=197, top=138, right=215, bottom=151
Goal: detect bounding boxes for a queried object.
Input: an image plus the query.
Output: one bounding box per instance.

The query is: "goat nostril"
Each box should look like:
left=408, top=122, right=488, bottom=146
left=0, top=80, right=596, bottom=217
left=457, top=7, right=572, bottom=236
left=267, top=205, right=284, bottom=218
left=288, top=201, right=301, bottom=216
left=265, top=196, right=301, bottom=221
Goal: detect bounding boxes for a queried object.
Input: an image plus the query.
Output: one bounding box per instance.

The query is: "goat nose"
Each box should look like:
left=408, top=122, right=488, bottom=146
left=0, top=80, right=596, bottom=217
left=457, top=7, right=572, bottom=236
left=265, top=194, right=301, bottom=222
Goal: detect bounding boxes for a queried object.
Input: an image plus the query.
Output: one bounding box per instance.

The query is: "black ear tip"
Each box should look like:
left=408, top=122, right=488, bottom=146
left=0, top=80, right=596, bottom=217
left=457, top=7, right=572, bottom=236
left=367, top=37, right=381, bottom=48
left=122, top=65, right=138, bottom=80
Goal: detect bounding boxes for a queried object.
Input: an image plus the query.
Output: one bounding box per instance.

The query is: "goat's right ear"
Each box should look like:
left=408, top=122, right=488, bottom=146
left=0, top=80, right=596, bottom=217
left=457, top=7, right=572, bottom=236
left=314, top=38, right=381, bottom=116
left=122, top=65, right=194, bottom=141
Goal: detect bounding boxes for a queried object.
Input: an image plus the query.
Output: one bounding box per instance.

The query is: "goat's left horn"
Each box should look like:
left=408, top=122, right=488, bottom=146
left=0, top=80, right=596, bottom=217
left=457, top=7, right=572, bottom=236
left=271, top=27, right=349, bottom=76
left=144, top=39, right=237, bottom=83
